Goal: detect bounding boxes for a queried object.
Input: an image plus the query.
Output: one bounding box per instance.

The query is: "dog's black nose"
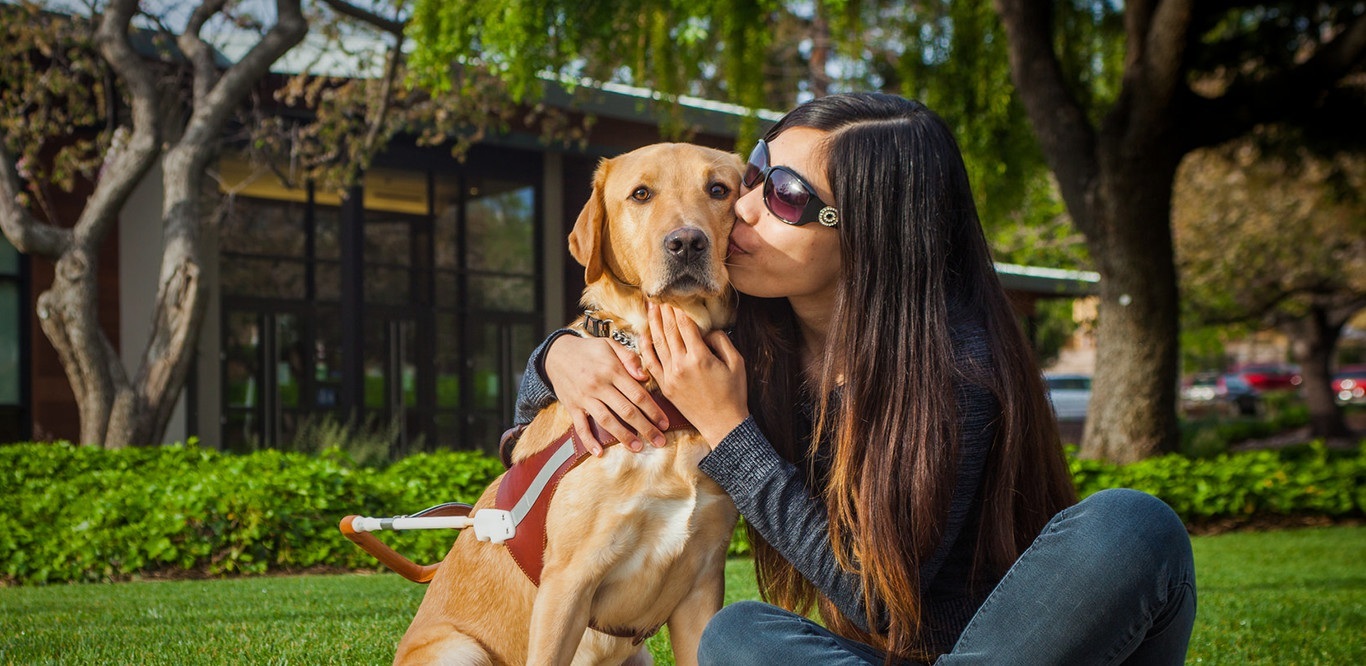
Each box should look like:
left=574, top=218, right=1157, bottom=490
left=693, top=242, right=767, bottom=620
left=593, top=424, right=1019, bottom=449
left=664, top=227, right=709, bottom=263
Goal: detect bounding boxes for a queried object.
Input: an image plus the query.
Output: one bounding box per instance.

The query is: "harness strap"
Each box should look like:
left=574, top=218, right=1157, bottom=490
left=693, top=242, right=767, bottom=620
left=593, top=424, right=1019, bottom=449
left=493, top=392, right=689, bottom=587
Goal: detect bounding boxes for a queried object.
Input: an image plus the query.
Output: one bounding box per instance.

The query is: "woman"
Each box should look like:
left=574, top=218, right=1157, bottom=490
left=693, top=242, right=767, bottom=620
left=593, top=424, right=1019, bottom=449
left=516, top=93, right=1195, bottom=664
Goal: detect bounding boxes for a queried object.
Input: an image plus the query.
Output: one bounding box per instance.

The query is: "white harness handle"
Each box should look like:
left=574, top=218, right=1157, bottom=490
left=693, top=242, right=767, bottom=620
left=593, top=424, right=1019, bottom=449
left=347, top=508, right=516, bottom=544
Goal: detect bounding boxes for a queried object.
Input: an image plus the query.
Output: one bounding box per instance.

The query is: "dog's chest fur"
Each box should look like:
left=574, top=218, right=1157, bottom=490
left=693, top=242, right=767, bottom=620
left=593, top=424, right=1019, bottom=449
left=547, top=435, right=736, bottom=629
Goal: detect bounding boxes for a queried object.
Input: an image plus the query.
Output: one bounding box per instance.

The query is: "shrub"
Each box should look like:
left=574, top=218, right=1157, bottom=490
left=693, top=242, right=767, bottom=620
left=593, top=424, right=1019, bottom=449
left=1069, top=441, right=1366, bottom=521
left=1178, top=403, right=1311, bottom=457
left=0, top=442, right=497, bottom=585
left=3, top=440, right=1363, bottom=585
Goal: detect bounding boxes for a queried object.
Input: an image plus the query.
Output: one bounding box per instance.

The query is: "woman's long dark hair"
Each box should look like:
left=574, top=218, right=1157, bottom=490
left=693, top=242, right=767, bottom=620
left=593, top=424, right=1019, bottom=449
left=732, top=93, right=1077, bottom=661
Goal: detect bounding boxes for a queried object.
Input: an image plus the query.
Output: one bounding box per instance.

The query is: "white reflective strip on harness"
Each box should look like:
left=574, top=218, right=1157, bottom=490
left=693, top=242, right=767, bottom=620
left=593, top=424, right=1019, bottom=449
left=510, top=437, right=579, bottom=526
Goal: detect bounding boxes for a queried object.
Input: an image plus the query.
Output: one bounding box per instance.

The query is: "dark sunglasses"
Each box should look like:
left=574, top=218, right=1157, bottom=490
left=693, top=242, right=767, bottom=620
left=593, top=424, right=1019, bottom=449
left=743, top=139, right=840, bottom=227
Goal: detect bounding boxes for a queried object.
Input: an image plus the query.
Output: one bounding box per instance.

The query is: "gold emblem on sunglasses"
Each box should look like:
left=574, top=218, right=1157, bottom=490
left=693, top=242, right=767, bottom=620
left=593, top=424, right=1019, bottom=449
left=818, top=206, right=840, bottom=227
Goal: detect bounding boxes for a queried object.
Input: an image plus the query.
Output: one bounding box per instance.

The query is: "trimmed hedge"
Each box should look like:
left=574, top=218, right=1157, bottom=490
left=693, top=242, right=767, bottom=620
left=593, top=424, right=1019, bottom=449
left=3, top=440, right=1363, bottom=585
left=1071, top=441, right=1366, bottom=520
left=1, top=443, right=502, bottom=585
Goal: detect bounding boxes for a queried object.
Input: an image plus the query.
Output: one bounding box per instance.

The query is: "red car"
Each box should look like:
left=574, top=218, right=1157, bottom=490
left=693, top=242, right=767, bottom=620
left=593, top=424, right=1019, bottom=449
left=1230, top=363, right=1302, bottom=391
left=1333, top=364, right=1366, bottom=404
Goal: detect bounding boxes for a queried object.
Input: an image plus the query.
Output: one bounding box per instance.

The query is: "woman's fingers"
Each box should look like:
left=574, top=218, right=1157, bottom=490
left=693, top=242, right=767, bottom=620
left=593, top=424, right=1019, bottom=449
left=658, top=303, right=690, bottom=358
left=545, top=335, right=669, bottom=455
left=608, top=337, right=651, bottom=382
left=648, top=303, right=672, bottom=367
left=705, top=329, right=742, bottom=368
left=674, top=307, right=708, bottom=350
left=615, top=376, right=670, bottom=440
left=607, top=379, right=667, bottom=447
left=570, top=407, right=602, bottom=456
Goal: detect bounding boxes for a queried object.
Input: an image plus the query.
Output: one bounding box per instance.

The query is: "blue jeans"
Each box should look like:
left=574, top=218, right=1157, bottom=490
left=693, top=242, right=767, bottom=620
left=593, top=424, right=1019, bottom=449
left=697, top=489, right=1197, bottom=665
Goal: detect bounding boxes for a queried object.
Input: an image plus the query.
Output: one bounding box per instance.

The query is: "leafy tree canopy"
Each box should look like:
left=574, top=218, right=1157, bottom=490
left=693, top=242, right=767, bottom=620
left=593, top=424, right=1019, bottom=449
left=405, top=0, right=1121, bottom=245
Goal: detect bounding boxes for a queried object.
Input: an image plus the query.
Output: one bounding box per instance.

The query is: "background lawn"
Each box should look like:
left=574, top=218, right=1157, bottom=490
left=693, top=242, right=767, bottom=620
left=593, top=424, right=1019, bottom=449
left=1, top=526, right=1361, bottom=665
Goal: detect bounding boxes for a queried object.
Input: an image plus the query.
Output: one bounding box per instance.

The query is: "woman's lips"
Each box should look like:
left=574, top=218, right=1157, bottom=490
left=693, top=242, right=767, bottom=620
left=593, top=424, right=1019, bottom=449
left=727, top=237, right=748, bottom=256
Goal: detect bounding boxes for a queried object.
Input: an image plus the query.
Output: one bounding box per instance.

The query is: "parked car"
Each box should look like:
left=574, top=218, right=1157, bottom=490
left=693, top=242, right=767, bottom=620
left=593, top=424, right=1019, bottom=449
left=1044, top=374, right=1092, bottom=421
left=1333, top=364, right=1366, bottom=404
left=1181, top=372, right=1262, bottom=417
left=1229, top=363, right=1301, bottom=391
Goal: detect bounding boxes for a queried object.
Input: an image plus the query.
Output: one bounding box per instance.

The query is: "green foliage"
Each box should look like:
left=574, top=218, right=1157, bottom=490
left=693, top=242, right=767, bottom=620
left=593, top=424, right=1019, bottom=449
left=1028, top=298, right=1078, bottom=367
left=0, top=2, right=111, bottom=204
left=1179, top=401, right=1310, bottom=457
left=0, top=442, right=500, bottom=585
left=404, top=0, right=1084, bottom=234
left=407, top=0, right=777, bottom=137
left=6, top=439, right=1362, bottom=585
left=1175, top=133, right=1366, bottom=333
left=1069, top=441, right=1365, bottom=522
left=278, top=413, right=407, bottom=468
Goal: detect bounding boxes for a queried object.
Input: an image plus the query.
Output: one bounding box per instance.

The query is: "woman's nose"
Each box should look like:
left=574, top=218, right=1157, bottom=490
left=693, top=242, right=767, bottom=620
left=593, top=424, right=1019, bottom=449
left=735, top=186, right=763, bottom=226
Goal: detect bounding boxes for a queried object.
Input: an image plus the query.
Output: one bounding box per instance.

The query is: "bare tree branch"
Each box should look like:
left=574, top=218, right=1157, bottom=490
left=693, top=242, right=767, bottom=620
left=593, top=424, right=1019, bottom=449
left=993, top=0, right=1100, bottom=235
left=77, top=0, right=164, bottom=246
left=1142, top=0, right=1193, bottom=107
left=179, top=0, right=229, bottom=103
left=363, top=34, right=405, bottom=156
left=318, top=0, right=406, bottom=35
left=0, top=143, right=72, bottom=259
left=1114, top=0, right=1193, bottom=144
left=180, top=0, right=307, bottom=150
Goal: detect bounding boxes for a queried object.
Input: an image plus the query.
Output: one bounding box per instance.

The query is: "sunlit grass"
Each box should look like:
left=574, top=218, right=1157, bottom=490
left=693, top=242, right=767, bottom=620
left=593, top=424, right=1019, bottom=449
left=1, top=527, right=1361, bottom=665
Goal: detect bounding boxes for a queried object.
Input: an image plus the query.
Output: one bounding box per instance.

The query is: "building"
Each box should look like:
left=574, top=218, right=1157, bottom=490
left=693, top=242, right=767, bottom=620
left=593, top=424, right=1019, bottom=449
left=1, top=59, right=1098, bottom=454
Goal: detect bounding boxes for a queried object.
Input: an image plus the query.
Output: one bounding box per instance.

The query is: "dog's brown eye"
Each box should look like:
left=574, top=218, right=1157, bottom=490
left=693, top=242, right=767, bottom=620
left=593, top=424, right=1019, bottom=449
left=631, top=186, right=652, bottom=202
left=708, top=182, right=731, bottom=199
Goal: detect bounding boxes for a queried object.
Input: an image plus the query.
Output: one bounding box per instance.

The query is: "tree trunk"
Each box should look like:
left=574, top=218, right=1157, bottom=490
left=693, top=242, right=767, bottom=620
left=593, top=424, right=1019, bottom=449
left=1285, top=306, right=1351, bottom=441
left=105, top=145, right=210, bottom=447
left=1079, top=143, right=1183, bottom=463
left=35, top=247, right=129, bottom=446
left=808, top=7, right=830, bottom=98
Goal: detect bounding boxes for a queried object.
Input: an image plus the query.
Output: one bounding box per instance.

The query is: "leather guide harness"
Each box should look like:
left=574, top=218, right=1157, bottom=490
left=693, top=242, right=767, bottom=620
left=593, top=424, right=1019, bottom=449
left=343, top=308, right=692, bottom=645
left=495, top=393, right=690, bottom=645
left=495, top=393, right=691, bottom=587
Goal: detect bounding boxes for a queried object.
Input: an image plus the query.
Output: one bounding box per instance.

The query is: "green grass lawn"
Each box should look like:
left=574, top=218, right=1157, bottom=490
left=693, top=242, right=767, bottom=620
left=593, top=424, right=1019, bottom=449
left=1, top=526, right=1362, bottom=665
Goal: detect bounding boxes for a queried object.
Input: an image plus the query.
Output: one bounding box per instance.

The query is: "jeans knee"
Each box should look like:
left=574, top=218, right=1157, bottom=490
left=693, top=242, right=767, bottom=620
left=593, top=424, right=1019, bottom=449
left=698, top=601, right=776, bottom=665
left=1077, top=489, right=1192, bottom=579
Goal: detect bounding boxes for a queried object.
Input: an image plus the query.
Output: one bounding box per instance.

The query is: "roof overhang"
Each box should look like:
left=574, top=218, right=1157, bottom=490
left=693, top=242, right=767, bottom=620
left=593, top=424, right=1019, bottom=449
left=994, top=262, right=1100, bottom=298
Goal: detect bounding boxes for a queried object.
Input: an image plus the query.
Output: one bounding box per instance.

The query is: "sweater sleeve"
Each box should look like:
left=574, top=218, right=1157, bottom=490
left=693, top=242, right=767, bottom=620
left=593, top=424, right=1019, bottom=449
left=513, top=328, right=578, bottom=425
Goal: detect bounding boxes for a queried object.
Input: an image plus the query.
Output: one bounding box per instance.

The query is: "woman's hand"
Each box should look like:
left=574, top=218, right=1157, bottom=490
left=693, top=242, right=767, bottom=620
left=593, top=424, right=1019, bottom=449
left=544, top=334, right=670, bottom=455
left=642, top=303, right=750, bottom=448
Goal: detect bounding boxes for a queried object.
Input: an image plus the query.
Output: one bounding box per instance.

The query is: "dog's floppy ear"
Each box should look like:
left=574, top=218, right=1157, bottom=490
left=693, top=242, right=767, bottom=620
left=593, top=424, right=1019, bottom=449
left=569, top=157, right=611, bottom=284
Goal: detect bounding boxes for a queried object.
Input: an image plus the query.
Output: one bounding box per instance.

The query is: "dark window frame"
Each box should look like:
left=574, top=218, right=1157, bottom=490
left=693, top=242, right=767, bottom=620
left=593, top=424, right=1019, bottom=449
left=218, top=153, right=544, bottom=455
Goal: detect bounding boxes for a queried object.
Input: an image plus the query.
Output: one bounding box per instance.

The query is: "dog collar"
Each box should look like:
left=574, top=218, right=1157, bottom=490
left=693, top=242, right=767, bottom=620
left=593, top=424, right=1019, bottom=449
left=582, top=310, right=638, bottom=352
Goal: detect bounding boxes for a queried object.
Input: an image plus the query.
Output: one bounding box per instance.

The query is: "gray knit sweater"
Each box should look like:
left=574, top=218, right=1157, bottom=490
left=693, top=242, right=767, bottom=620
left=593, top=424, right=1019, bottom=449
left=513, top=322, right=1000, bottom=656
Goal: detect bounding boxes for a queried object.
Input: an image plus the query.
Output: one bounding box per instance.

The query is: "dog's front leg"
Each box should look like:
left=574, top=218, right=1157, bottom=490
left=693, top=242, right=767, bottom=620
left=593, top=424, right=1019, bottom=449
left=663, top=570, right=725, bottom=666
left=525, top=567, right=598, bottom=665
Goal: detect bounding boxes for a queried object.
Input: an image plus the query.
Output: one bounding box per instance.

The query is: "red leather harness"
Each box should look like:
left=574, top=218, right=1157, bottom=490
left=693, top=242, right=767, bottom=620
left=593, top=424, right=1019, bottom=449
left=495, top=393, right=690, bottom=586
left=493, top=394, right=691, bottom=645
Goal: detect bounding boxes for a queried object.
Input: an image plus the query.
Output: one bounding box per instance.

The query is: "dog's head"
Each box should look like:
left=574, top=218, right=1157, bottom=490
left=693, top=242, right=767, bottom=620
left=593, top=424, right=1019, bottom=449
left=569, top=143, right=742, bottom=303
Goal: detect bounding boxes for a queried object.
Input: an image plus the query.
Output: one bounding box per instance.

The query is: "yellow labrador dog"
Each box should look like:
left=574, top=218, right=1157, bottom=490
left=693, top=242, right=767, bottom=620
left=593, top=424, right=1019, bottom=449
left=393, top=143, right=742, bottom=665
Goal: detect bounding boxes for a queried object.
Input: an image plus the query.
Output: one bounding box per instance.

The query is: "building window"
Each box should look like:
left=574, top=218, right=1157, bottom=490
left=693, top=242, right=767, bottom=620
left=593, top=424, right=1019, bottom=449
left=0, top=234, right=26, bottom=443
left=217, top=156, right=542, bottom=456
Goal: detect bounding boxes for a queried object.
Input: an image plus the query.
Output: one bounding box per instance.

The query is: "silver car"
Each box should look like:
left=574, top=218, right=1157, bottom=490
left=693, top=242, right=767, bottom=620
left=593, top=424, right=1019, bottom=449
left=1045, top=374, right=1092, bottom=421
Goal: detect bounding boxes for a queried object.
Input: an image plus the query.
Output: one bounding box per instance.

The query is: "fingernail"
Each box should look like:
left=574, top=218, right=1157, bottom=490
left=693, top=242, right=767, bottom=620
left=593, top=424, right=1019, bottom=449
left=629, top=438, right=643, bottom=452
left=653, top=433, right=667, bottom=447
left=657, top=417, right=670, bottom=429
